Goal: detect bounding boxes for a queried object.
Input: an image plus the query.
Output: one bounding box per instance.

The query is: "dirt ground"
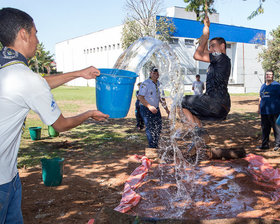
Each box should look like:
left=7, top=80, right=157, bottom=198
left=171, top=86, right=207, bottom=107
left=19, top=95, right=280, bottom=224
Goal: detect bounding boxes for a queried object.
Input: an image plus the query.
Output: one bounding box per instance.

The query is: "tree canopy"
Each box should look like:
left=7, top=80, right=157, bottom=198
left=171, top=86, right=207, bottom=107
left=259, top=25, right=280, bottom=80
left=0, top=42, right=56, bottom=75
left=28, top=43, right=56, bottom=75
left=184, top=0, right=266, bottom=20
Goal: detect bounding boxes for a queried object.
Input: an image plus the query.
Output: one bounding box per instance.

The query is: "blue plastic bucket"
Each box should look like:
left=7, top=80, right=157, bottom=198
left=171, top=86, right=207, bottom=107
left=96, top=69, right=138, bottom=118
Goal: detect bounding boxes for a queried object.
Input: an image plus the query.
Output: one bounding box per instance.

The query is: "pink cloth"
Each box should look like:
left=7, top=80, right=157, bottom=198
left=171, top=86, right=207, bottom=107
left=245, top=153, right=280, bottom=200
left=114, top=155, right=151, bottom=213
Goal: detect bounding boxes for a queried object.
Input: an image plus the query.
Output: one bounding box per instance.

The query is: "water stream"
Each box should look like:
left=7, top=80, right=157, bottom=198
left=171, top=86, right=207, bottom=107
left=114, top=36, right=208, bottom=217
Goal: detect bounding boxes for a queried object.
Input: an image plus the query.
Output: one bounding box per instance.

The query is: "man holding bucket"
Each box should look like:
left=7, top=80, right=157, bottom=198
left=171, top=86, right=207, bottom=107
left=0, top=8, right=109, bottom=223
left=138, top=66, right=170, bottom=148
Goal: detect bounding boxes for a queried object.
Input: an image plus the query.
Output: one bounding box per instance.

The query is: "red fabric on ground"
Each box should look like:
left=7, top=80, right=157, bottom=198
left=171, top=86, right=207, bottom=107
left=87, top=219, right=94, bottom=224
left=114, top=155, right=151, bottom=213
left=245, top=153, right=280, bottom=200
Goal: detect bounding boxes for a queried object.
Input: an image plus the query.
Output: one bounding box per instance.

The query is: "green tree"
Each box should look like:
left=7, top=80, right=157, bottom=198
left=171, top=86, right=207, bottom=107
left=184, top=0, right=216, bottom=21
left=259, top=26, right=280, bottom=80
left=28, top=43, right=56, bottom=75
left=184, top=0, right=266, bottom=21
left=0, top=41, right=2, bottom=50
left=121, top=0, right=175, bottom=49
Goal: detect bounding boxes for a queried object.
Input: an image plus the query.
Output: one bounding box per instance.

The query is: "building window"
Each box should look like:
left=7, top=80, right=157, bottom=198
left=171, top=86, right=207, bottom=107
left=185, top=39, right=194, bottom=45
left=97, top=47, right=99, bottom=52
left=93, top=48, right=95, bottom=53
left=254, top=71, right=258, bottom=74
left=199, top=69, right=207, bottom=74
left=101, top=47, right=103, bottom=52
left=90, top=48, right=92, bottom=53
left=84, top=49, right=86, bottom=54
left=109, top=45, right=111, bottom=50
left=226, top=44, right=231, bottom=49
left=113, top=44, right=115, bottom=50
left=169, top=38, right=179, bottom=44
left=87, top=49, right=89, bottom=54
left=104, top=46, right=107, bottom=51
left=117, top=43, right=120, bottom=49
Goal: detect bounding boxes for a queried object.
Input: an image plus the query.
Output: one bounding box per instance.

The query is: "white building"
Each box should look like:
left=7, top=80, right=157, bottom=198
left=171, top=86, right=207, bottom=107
left=55, top=6, right=266, bottom=93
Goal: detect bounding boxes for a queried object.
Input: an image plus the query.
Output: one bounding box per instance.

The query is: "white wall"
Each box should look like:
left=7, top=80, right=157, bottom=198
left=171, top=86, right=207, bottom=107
left=55, top=16, right=265, bottom=93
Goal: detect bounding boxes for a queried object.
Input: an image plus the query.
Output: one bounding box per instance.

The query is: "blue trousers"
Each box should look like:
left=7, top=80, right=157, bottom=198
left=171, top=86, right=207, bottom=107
left=0, top=173, right=23, bottom=224
left=140, top=105, right=162, bottom=148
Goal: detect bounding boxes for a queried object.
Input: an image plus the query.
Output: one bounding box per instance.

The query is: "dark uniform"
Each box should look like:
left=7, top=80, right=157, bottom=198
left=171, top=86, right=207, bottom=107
left=182, top=52, right=231, bottom=121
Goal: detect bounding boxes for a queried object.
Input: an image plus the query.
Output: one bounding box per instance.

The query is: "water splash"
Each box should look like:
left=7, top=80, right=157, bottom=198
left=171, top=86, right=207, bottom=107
left=114, top=36, right=208, bottom=217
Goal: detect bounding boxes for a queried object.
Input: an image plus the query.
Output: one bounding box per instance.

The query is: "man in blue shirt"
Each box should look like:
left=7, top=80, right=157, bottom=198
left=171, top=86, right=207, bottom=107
left=258, top=70, right=280, bottom=151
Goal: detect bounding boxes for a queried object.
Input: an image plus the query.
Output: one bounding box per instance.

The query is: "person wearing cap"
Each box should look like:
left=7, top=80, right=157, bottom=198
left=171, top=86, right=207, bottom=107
left=181, top=16, right=231, bottom=143
left=138, top=67, right=170, bottom=148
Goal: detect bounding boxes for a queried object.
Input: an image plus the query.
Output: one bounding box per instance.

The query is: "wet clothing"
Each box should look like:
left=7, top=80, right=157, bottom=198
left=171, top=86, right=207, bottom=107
left=139, top=78, right=163, bottom=148
left=259, top=81, right=280, bottom=147
left=139, top=78, right=161, bottom=108
left=140, top=105, right=162, bottom=148
left=135, top=90, right=144, bottom=129
left=192, top=80, right=204, bottom=95
left=182, top=52, right=231, bottom=120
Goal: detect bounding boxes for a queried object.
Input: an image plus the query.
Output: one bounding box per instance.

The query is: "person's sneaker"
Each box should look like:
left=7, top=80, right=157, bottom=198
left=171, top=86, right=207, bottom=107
left=257, top=145, right=269, bottom=150
left=273, top=146, right=280, bottom=151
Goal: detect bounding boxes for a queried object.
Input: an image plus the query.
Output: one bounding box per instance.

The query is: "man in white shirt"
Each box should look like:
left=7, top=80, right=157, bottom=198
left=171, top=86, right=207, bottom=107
left=138, top=66, right=169, bottom=148
left=0, top=8, right=109, bottom=223
left=192, top=74, right=204, bottom=95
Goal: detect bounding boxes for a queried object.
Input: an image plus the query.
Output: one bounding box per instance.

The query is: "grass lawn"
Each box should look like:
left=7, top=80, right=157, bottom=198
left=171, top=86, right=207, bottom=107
left=18, top=85, right=259, bottom=169
left=18, top=86, right=147, bottom=168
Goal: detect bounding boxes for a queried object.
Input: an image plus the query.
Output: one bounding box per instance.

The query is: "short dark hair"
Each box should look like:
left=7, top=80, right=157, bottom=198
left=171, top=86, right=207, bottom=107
left=196, top=74, right=200, bottom=78
left=265, top=70, right=274, bottom=76
left=210, top=37, right=226, bottom=47
left=0, top=8, right=34, bottom=46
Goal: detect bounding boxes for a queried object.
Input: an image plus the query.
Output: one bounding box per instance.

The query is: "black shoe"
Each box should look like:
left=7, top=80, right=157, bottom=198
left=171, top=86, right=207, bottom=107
left=257, top=145, right=269, bottom=150
left=273, top=146, right=280, bottom=151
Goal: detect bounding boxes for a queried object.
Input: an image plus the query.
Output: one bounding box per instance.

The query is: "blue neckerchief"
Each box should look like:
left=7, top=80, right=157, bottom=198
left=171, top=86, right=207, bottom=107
left=0, top=47, right=28, bottom=69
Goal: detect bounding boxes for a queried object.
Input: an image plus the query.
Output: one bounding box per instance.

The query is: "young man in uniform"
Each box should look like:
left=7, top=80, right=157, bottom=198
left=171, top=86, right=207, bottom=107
left=181, top=16, right=231, bottom=140
left=0, top=8, right=109, bottom=223
left=258, top=70, right=280, bottom=151
left=138, top=67, right=170, bottom=148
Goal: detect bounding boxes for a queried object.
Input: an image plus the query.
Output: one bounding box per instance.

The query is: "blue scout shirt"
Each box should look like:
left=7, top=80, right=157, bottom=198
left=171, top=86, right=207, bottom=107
left=260, top=81, right=280, bottom=115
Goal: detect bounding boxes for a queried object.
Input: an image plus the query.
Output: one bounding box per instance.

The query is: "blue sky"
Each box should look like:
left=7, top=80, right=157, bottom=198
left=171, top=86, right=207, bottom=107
left=1, top=0, right=279, bottom=56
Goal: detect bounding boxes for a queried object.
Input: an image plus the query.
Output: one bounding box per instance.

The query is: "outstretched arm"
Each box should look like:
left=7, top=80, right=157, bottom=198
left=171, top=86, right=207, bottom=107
left=44, top=66, right=100, bottom=89
left=193, top=16, right=211, bottom=63
left=52, top=110, right=109, bottom=132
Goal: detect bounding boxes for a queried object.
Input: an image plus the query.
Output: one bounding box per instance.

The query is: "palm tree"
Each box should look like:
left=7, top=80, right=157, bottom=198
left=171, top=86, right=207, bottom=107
left=28, top=43, right=56, bottom=75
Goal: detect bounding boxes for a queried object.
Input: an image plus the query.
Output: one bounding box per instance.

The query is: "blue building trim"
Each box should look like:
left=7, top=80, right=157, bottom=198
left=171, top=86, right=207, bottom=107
left=157, top=16, right=266, bottom=45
